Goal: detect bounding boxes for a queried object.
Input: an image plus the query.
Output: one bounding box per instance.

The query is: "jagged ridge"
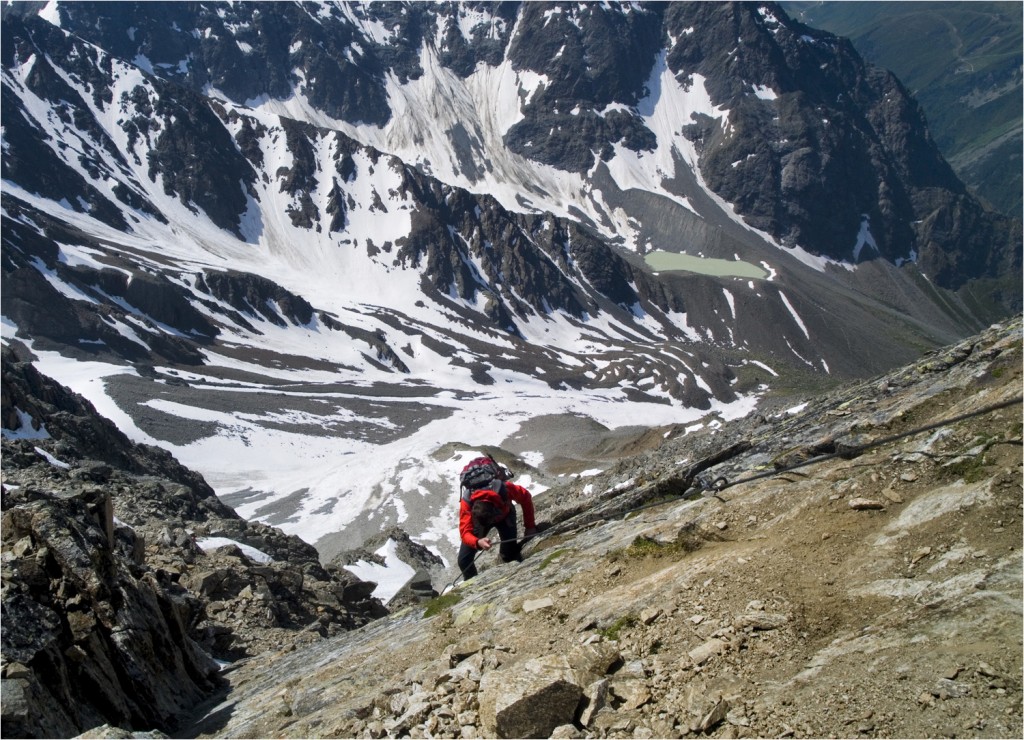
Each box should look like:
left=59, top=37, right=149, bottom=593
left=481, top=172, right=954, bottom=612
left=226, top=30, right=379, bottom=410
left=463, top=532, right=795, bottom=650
left=0, top=345, right=387, bottom=737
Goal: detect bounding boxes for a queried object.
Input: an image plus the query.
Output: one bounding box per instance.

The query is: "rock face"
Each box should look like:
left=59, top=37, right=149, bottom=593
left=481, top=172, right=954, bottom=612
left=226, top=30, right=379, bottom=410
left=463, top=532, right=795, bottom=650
left=1, top=485, right=219, bottom=738
left=196, top=270, right=315, bottom=329
left=179, top=317, right=1022, bottom=740
left=784, top=2, right=1022, bottom=220
left=332, top=526, right=446, bottom=609
left=0, top=346, right=387, bottom=737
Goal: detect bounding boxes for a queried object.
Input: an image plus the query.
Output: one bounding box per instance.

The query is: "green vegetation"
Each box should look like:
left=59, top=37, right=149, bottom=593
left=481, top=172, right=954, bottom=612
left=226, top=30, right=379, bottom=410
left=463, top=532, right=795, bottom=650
left=940, top=453, right=989, bottom=484
left=538, top=548, right=570, bottom=570
left=626, top=535, right=684, bottom=558
left=937, top=432, right=1016, bottom=483
left=609, top=534, right=688, bottom=563
left=600, top=614, right=638, bottom=641
left=643, top=251, right=768, bottom=279
left=423, top=591, right=463, bottom=618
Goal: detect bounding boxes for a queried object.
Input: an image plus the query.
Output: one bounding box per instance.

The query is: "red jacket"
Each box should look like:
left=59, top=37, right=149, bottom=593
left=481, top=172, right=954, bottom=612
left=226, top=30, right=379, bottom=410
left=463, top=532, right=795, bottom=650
left=459, top=482, right=535, bottom=549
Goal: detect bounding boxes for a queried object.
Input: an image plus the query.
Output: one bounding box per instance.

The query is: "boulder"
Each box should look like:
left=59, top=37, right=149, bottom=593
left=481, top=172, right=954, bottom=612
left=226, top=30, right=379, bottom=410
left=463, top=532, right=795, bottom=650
left=577, top=678, right=610, bottom=728
left=689, top=638, right=727, bottom=666
left=447, top=637, right=490, bottom=667
left=479, top=656, right=584, bottom=738
left=567, top=641, right=622, bottom=684
left=610, top=677, right=652, bottom=711
left=522, top=596, right=555, bottom=613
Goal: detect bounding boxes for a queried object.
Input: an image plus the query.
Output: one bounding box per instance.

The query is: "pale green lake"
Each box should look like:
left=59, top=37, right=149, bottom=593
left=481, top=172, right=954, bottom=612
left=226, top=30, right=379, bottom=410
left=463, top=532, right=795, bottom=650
left=644, top=250, right=768, bottom=279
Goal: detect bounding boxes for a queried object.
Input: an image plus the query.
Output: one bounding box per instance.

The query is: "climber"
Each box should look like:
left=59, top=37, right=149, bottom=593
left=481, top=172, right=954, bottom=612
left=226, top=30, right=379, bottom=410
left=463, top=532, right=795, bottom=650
left=456, top=456, right=536, bottom=581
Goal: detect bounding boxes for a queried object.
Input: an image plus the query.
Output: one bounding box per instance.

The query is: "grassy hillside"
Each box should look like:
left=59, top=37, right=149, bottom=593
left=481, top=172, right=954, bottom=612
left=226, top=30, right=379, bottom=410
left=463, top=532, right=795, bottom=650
left=783, top=1, right=1022, bottom=218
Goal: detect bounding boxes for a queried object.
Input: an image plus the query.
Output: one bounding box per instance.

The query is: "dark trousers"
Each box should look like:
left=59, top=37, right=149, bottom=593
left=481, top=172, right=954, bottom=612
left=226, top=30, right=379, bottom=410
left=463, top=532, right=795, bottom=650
left=457, top=507, right=520, bottom=580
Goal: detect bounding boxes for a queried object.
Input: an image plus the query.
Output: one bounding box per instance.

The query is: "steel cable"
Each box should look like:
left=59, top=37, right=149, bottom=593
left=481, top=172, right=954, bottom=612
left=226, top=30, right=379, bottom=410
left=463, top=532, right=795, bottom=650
left=436, top=396, right=1022, bottom=596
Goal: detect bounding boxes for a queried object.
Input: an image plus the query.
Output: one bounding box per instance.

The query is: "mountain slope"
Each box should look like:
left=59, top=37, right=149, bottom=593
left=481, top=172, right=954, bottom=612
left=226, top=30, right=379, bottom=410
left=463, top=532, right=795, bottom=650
left=3, top=308, right=1019, bottom=739
left=183, top=317, right=1023, bottom=740
left=23, top=0, right=1018, bottom=289
left=1, top=2, right=1020, bottom=575
left=783, top=1, right=1023, bottom=219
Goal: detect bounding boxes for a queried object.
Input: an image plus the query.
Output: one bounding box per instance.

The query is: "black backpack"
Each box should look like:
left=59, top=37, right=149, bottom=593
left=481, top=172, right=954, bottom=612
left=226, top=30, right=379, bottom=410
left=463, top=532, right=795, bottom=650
left=459, top=456, right=511, bottom=504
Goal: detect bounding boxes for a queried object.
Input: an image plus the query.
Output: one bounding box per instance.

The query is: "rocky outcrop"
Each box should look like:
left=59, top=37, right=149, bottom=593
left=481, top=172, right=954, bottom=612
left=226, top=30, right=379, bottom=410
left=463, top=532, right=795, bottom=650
left=504, top=2, right=662, bottom=173
left=72, top=268, right=218, bottom=340
left=195, top=271, right=315, bottom=329
left=1, top=485, right=219, bottom=738
left=0, top=348, right=387, bottom=737
left=787, top=3, right=1022, bottom=221
left=329, top=321, right=411, bottom=374
left=0, top=205, right=208, bottom=368
left=1, top=346, right=224, bottom=493
left=479, top=655, right=584, bottom=738
left=145, top=86, right=258, bottom=238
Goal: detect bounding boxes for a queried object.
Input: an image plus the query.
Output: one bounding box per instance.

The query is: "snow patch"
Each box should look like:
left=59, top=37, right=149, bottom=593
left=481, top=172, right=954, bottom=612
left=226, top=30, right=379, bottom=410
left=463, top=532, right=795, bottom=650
left=38, top=0, right=61, bottom=26
left=344, top=538, right=417, bottom=604
left=748, top=360, right=779, bottom=378
left=35, top=446, right=70, bottom=469
left=196, top=537, right=274, bottom=564
left=853, top=214, right=879, bottom=262
left=777, top=291, right=810, bottom=340
left=722, top=288, right=736, bottom=320
left=1, top=409, right=51, bottom=440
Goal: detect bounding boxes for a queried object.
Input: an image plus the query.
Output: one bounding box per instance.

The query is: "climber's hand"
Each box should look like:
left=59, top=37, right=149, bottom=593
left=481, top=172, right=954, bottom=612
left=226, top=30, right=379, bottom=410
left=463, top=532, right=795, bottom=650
left=477, top=538, right=492, bottom=551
